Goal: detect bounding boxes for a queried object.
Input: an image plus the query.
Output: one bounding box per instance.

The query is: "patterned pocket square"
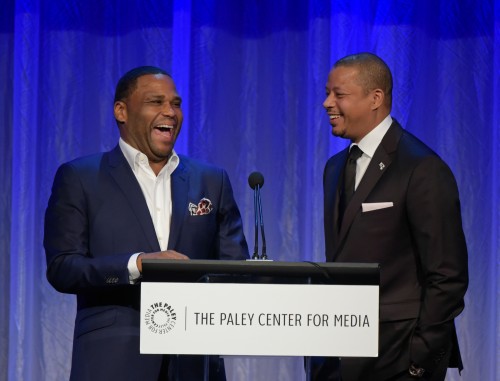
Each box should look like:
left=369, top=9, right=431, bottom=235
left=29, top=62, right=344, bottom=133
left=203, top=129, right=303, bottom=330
left=189, top=198, right=213, bottom=216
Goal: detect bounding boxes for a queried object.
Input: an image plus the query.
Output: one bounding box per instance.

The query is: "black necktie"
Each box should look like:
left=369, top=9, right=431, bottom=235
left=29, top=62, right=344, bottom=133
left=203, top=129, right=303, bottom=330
left=340, top=145, right=363, bottom=221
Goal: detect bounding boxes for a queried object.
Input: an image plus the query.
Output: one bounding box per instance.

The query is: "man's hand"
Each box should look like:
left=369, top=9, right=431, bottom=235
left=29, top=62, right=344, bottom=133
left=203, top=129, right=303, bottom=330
left=137, top=250, right=189, bottom=273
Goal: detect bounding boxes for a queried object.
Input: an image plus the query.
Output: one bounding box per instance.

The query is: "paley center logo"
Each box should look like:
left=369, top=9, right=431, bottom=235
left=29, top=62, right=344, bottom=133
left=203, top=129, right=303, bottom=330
left=144, top=301, right=177, bottom=334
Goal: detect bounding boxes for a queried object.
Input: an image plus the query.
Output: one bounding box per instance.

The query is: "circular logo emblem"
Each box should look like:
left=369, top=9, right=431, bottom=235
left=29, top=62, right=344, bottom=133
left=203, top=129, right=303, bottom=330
left=144, top=301, right=177, bottom=334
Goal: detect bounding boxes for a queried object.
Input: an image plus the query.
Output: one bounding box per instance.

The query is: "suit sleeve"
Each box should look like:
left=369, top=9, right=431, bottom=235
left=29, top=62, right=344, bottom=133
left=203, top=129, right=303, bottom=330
left=215, top=169, right=249, bottom=260
left=44, top=163, right=132, bottom=294
left=406, top=156, right=468, bottom=371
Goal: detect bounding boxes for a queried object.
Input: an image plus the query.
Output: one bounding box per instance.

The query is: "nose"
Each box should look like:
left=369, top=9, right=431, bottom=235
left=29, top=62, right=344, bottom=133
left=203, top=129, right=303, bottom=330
left=162, top=103, right=175, bottom=117
left=323, top=93, right=335, bottom=110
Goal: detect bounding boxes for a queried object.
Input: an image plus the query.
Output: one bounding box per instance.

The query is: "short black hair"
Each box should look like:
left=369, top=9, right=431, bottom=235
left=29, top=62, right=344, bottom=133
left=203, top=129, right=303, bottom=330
left=114, top=66, right=170, bottom=103
left=334, top=53, right=393, bottom=108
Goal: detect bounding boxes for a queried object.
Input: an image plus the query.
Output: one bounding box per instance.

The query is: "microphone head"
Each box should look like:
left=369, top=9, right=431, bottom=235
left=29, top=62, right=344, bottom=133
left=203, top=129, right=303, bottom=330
left=248, top=172, right=265, bottom=189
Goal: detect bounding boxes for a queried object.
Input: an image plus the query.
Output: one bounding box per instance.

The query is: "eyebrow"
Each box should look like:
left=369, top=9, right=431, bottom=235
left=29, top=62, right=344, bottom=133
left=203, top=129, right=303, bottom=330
left=145, top=94, right=182, bottom=102
left=325, top=86, right=346, bottom=92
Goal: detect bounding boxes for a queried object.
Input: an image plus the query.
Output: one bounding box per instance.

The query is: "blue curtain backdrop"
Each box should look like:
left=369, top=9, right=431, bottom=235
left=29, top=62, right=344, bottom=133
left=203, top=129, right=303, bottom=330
left=1, top=0, right=498, bottom=380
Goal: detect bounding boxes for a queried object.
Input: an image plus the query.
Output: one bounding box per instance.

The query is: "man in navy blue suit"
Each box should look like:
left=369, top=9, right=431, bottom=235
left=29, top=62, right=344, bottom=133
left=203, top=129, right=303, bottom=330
left=44, top=66, right=249, bottom=381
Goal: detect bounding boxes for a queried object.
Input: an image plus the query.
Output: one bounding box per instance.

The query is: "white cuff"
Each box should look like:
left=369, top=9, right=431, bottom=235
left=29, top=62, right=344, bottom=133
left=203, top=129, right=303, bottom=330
left=128, top=252, right=142, bottom=284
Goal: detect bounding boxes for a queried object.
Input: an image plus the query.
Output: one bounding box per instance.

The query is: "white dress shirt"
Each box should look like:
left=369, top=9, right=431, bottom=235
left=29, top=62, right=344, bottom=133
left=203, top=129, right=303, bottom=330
left=350, top=115, right=392, bottom=190
left=119, top=138, right=180, bottom=282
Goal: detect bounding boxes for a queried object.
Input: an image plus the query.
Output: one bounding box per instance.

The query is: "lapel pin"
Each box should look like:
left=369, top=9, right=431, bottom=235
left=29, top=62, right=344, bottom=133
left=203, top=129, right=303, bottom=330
left=379, top=162, right=385, bottom=171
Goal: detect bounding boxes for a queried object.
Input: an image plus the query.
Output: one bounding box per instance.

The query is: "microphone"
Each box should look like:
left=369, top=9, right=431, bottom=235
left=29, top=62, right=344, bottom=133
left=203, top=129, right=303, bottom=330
left=248, top=172, right=267, bottom=260
left=248, top=171, right=264, bottom=190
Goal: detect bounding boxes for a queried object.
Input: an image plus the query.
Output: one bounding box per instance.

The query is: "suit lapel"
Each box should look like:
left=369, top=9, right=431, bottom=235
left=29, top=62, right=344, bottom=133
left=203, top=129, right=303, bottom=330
left=168, top=159, right=189, bottom=249
left=107, top=146, right=160, bottom=252
left=335, top=121, right=403, bottom=256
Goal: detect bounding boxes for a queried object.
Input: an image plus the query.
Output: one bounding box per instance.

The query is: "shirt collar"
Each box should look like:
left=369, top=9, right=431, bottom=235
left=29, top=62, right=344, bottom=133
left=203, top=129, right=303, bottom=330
left=119, top=137, right=179, bottom=174
left=354, top=115, right=393, bottom=158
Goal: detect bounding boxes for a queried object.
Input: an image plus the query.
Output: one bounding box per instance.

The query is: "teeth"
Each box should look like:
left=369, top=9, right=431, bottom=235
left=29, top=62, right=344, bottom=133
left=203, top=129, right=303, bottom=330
left=155, top=124, right=174, bottom=131
left=329, top=115, right=340, bottom=119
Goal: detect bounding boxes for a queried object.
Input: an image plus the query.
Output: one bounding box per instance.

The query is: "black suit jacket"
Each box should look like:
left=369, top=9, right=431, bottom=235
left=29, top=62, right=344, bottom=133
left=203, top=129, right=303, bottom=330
left=44, top=146, right=249, bottom=381
left=323, top=120, right=468, bottom=376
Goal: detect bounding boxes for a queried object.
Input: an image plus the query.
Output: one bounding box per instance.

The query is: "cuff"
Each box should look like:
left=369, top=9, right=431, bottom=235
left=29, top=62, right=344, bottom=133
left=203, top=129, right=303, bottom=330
left=128, top=252, right=142, bottom=284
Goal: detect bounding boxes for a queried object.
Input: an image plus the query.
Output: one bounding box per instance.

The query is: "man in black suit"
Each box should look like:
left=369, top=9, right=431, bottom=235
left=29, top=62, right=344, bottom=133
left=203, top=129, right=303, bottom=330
left=44, top=66, right=249, bottom=380
left=316, top=53, right=468, bottom=380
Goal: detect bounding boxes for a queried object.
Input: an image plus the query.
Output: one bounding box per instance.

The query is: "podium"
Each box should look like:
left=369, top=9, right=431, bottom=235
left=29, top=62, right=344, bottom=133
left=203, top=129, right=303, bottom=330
left=140, top=259, right=380, bottom=380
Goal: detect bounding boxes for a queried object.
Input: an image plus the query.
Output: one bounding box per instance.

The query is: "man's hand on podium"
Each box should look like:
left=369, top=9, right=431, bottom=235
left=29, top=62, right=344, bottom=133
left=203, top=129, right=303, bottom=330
left=137, top=250, right=189, bottom=273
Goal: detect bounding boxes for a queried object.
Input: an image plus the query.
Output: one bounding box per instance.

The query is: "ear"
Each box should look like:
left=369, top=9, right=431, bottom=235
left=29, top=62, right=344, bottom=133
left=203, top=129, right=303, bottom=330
left=114, top=101, right=127, bottom=124
left=371, top=89, right=385, bottom=110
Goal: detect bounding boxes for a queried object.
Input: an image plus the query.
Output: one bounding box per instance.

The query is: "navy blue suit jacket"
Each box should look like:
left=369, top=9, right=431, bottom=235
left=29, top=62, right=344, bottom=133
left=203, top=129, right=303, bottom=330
left=44, top=145, right=249, bottom=380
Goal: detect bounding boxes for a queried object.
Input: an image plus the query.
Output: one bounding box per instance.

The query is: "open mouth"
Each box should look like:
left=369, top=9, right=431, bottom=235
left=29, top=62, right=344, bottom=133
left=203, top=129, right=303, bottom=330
left=153, top=124, right=175, bottom=141
left=329, top=114, right=341, bottom=120
left=154, top=124, right=174, bottom=132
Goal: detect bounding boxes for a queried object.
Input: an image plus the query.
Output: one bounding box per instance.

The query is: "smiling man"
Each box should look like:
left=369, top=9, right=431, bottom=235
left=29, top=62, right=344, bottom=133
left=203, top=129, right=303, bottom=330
left=44, top=66, right=249, bottom=381
left=316, top=54, right=468, bottom=381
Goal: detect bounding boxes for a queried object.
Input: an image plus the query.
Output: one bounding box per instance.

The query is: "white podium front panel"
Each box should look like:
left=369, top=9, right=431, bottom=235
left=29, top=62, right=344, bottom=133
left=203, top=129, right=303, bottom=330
left=140, top=282, right=378, bottom=357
